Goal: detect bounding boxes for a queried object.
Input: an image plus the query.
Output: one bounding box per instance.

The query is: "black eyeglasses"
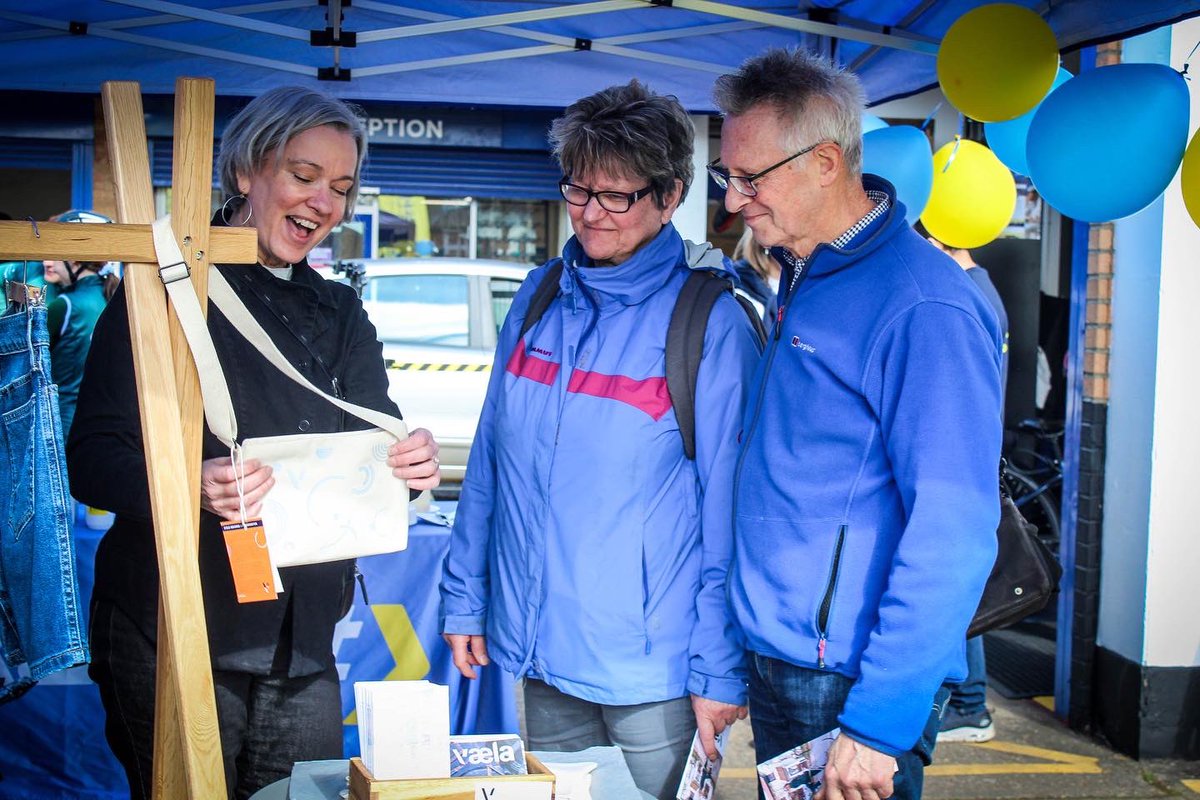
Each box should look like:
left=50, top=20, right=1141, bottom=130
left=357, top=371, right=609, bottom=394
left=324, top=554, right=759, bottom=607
left=707, top=141, right=829, bottom=197
left=559, top=180, right=653, bottom=213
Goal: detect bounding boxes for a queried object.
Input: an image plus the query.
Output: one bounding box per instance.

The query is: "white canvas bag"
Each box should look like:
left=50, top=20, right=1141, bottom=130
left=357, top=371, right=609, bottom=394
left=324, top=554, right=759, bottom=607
left=152, top=216, right=410, bottom=567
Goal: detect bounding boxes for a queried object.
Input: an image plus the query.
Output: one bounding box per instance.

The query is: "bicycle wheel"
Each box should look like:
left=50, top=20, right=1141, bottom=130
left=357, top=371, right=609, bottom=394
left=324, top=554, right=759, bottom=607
left=1002, top=466, right=1061, bottom=555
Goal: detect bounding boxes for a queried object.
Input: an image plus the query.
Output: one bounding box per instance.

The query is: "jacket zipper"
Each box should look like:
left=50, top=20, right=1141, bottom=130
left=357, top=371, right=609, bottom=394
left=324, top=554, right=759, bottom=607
left=330, top=376, right=345, bottom=428
left=517, top=267, right=585, bottom=678
left=552, top=265, right=599, bottom=450
left=731, top=303, right=788, bottom=526
left=816, top=524, right=847, bottom=668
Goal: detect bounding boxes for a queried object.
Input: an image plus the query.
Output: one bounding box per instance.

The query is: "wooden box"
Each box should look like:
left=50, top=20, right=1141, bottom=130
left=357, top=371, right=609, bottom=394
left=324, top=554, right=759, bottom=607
left=348, top=754, right=556, bottom=800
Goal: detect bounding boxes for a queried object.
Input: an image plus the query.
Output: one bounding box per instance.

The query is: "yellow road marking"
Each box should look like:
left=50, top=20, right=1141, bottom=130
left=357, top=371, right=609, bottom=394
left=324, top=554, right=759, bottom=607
left=1182, top=779, right=1200, bottom=793
left=1033, top=695, right=1055, bottom=712
left=720, top=742, right=1101, bottom=781
left=926, top=741, right=1101, bottom=776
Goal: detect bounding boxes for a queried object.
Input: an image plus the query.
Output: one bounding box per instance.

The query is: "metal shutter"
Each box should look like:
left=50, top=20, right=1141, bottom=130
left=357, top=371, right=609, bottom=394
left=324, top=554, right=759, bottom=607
left=0, top=137, right=71, bottom=170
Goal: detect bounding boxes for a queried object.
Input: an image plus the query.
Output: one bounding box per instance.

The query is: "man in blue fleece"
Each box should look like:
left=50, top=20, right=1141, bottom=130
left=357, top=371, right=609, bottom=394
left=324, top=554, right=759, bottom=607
left=710, top=50, right=1004, bottom=800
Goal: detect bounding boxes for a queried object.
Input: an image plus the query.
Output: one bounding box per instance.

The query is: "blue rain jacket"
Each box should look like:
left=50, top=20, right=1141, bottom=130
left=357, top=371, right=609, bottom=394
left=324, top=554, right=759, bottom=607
left=729, top=178, right=1004, bottom=756
left=441, top=223, right=760, bottom=706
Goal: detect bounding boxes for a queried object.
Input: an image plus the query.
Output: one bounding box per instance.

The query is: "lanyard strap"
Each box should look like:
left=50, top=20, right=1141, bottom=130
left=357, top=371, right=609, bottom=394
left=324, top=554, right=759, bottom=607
left=151, top=215, right=407, bottom=446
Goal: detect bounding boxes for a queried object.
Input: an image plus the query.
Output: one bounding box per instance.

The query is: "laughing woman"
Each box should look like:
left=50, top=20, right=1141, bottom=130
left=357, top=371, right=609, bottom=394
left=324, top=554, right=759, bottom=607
left=68, top=87, right=441, bottom=800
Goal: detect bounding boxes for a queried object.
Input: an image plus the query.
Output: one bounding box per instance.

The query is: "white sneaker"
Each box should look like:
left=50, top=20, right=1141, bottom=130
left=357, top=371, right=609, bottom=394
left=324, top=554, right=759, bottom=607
left=937, top=710, right=995, bottom=743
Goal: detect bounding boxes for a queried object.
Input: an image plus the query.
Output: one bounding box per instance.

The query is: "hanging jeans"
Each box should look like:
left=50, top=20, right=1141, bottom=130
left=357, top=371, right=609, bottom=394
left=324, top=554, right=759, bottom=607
left=0, top=303, right=88, bottom=703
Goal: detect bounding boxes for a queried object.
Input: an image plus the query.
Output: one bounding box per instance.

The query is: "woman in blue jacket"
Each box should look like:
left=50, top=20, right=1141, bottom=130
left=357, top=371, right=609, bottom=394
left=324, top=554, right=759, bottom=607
left=439, top=80, right=759, bottom=799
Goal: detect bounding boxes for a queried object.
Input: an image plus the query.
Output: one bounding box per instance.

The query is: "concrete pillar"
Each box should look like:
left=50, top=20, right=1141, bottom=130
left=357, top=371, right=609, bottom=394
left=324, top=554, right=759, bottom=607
left=1094, top=19, right=1200, bottom=758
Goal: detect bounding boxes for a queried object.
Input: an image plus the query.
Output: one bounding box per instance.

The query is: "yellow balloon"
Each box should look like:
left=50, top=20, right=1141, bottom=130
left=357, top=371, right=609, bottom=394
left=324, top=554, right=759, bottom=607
left=921, top=139, right=1016, bottom=249
left=937, top=3, right=1059, bottom=123
left=1181, top=129, right=1200, bottom=229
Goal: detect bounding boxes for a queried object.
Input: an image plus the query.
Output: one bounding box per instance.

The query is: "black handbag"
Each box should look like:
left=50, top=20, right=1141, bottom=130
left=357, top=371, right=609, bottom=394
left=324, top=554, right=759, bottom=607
left=967, top=463, right=1064, bottom=638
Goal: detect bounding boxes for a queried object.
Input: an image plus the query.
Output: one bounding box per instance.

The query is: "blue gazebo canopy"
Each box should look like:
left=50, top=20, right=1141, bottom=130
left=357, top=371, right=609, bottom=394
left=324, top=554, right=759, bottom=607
left=1, top=1, right=1198, bottom=111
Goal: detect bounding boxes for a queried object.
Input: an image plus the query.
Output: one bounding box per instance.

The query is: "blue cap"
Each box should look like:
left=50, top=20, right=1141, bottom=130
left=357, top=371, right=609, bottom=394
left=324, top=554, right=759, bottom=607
left=56, top=209, right=111, bottom=224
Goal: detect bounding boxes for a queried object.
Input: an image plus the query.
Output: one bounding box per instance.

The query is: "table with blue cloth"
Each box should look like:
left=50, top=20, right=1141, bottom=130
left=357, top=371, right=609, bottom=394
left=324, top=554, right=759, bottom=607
left=255, top=746, right=649, bottom=800
left=0, top=503, right=516, bottom=800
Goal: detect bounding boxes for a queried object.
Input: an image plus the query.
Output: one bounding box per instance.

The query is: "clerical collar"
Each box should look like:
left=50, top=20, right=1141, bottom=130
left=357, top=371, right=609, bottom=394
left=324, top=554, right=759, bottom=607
left=261, top=263, right=294, bottom=281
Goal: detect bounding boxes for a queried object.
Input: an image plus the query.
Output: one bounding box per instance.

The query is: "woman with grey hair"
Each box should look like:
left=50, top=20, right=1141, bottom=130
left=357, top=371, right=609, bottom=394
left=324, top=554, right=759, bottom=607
left=440, top=79, right=759, bottom=799
left=69, top=85, right=441, bottom=799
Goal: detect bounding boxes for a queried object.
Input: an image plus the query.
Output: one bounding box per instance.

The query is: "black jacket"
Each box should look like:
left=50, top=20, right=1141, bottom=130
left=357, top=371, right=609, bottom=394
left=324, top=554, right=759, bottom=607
left=68, top=258, right=400, bottom=677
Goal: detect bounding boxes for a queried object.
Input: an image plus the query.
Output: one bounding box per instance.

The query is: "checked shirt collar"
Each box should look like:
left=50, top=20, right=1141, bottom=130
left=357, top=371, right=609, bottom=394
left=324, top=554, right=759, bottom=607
left=782, top=189, right=890, bottom=293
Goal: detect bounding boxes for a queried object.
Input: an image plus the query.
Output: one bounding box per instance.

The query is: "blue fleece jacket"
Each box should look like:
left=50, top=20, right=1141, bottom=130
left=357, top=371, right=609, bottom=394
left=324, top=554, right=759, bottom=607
left=441, top=223, right=760, bottom=706
left=729, top=176, right=1004, bottom=756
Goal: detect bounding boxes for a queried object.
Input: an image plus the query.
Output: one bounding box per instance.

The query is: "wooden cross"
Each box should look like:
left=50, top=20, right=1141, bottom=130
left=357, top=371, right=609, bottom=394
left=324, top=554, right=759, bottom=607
left=0, top=78, right=257, bottom=799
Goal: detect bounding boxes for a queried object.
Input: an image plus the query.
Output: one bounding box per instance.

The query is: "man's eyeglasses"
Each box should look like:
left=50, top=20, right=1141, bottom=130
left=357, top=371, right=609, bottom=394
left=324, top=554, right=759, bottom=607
left=559, top=180, right=653, bottom=213
left=707, top=141, right=828, bottom=198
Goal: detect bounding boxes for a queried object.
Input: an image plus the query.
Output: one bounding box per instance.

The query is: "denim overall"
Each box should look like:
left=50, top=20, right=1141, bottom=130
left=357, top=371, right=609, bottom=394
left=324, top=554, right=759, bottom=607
left=0, top=300, right=88, bottom=702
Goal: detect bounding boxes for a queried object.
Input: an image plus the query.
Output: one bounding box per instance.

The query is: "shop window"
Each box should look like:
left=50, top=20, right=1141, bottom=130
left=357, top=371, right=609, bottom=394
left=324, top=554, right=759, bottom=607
left=368, top=194, right=554, bottom=263
left=476, top=199, right=549, bottom=264
left=428, top=201, right=471, bottom=258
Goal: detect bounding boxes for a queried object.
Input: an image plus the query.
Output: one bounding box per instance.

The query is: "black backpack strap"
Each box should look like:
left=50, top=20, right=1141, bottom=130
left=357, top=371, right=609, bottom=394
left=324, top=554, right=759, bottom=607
left=666, top=270, right=732, bottom=461
left=519, top=260, right=564, bottom=340
left=732, top=291, right=768, bottom=345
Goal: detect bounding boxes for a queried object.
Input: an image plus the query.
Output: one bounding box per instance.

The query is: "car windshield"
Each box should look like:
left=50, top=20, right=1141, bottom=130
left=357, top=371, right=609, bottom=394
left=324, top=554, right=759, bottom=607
left=364, top=274, right=470, bottom=347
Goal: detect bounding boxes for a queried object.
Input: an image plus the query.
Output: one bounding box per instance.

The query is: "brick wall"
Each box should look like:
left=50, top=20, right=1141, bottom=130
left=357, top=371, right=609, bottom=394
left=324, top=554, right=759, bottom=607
left=1083, top=223, right=1114, bottom=402
left=1070, top=38, right=1120, bottom=733
left=1082, top=41, right=1122, bottom=403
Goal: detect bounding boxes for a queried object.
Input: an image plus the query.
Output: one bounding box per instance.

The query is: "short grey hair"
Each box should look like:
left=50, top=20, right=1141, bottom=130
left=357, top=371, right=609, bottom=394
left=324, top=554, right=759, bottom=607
left=218, top=86, right=367, bottom=222
left=713, top=49, right=866, bottom=179
left=549, top=79, right=694, bottom=209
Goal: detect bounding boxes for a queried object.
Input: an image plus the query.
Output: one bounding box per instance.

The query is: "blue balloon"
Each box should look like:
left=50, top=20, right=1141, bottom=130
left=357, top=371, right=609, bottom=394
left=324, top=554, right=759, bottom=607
left=862, top=126, right=933, bottom=224
left=985, top=67, right=1072, bottom=176
left=1027, top=63, right=1190, bottom=222
left=862, top=113, right=889, bottom=134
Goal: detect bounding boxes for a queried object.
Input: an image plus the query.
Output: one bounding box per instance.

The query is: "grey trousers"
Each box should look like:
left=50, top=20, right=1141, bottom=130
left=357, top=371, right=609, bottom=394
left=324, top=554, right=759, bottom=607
left=523, top=678, right=695, bottom=800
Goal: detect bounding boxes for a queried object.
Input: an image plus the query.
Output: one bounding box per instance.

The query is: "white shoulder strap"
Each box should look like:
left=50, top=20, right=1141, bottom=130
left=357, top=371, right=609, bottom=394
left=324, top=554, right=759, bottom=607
left=151, top=215, right=408, bottom=445
left=152, top=216, right=239, bottom=445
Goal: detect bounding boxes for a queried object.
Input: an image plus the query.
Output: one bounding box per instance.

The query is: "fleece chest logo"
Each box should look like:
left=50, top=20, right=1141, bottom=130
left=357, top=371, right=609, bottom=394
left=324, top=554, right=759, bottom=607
left=790, top=335, right=816, bottom=354
left=530, top=346, right=554, bottom=357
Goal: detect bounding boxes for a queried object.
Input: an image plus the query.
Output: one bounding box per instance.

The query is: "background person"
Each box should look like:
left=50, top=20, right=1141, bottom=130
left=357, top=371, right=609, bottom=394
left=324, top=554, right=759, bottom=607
left=730, top=226, right=780, bottom=324
left=712, top=49, right=1003, bottom=800
left=1023, top=187, right=1043, bottom=239
left=439, top=79, right=759, bottom=800
left=917, top=222, right=1010, bottom=744
left=41, top=209, right=120, bottom=437
left=67, top=86, right=441, bottom=800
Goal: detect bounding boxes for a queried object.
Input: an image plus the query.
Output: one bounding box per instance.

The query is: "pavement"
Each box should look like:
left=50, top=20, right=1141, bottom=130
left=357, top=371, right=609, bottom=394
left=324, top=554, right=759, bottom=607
left=715, top=691, right=1200, bottom=800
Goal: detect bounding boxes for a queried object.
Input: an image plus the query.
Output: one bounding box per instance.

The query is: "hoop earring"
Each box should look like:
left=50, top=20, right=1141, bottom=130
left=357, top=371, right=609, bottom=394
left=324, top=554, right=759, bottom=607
left=220, top=193, right=253, bottom=227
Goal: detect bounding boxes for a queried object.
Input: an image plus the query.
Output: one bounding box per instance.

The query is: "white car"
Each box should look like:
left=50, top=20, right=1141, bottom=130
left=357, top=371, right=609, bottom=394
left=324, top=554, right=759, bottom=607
left=326, top=257, right=535, bottom=487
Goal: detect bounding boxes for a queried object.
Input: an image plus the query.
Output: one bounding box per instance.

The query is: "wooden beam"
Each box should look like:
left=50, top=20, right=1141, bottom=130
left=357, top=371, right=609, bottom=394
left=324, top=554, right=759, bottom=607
left=101, top=80, right=227, bottom=800
left=152, top=76, right=217, bottom=800
left=0, top=221, right=255, bottom=263
left=93, top=98, right=116, bottom=219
